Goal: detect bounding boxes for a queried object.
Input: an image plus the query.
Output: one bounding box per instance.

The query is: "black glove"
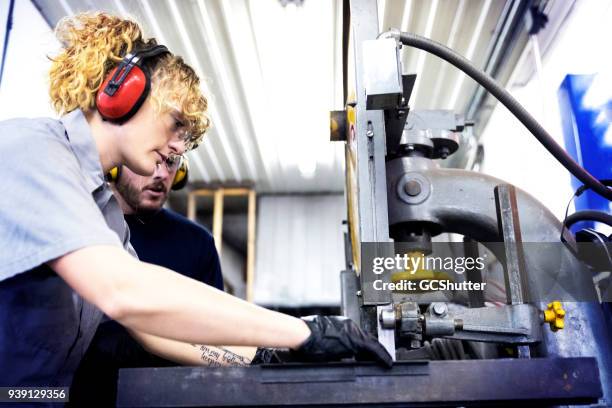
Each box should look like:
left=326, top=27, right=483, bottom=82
left=292, top=316, right=393, bottom=368
left=251, top=347, right=284, bottom=365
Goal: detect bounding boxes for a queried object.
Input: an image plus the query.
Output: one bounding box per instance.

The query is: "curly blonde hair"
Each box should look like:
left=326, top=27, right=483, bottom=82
left=49, top=12, right=209, bottom=149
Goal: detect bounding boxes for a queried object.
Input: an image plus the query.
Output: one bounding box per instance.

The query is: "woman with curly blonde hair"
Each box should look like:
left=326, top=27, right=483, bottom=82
left=0, top=12, right=390, bottom=390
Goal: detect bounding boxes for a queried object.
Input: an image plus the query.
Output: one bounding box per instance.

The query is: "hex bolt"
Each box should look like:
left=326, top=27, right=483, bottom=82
left=403, top=180, right=422, bottom=197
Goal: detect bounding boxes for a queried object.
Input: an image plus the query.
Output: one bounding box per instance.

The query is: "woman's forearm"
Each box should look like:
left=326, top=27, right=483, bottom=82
left=118, top=259, right=310, bottom=348
left=130, top=330, right=257, bottom=366
left=51, top=245, right=311, bottom=349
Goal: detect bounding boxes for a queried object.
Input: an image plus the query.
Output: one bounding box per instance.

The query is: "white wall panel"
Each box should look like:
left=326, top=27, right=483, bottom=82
left=253, top=194, right=345, bottom=306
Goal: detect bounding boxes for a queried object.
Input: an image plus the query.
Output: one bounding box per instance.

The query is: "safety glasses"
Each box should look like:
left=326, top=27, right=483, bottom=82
left=164, top=155, right=183, bottom=172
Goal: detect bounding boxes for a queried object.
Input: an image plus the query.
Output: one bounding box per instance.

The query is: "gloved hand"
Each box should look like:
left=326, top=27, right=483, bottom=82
left=251, top=347, right=284, bottom=365
left=291, top=316, right=393, bottom=368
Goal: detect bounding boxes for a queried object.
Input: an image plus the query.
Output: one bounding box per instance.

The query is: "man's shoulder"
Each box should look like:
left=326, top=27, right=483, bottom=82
left=158, top=208, right=214, bottom=241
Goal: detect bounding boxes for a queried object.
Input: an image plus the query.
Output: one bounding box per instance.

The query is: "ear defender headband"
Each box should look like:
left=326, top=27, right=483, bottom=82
left=107, top=157, right=189, bottom=191
left=96, top=44, right=169, bottom=123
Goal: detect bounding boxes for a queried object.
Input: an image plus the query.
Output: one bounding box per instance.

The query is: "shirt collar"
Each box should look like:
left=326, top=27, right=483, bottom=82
left=60, top=110, right=106, bottom=193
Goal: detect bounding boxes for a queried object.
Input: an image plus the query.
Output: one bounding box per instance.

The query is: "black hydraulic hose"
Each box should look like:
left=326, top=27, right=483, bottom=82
left=564, top=210, right=612, bottom=229
left=386, top=30, right=612, bottom=201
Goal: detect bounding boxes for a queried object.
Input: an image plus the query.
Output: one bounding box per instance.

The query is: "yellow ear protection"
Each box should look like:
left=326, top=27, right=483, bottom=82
left=171, top=156, right=189, bottom=191
left=106, top=156, right=189, bottom=191
left=107, top=166, right=120, bottom=183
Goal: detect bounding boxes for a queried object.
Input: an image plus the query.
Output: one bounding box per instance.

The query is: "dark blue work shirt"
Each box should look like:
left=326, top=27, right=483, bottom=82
left=70, top=208, right=223, bottom=405
left=125, top=208, right=223, bottom=288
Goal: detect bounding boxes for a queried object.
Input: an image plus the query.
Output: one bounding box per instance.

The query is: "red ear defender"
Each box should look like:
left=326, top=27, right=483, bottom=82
left=96, top=65, right=149, bottom=122
left=95, top=45, right=169, bottom=124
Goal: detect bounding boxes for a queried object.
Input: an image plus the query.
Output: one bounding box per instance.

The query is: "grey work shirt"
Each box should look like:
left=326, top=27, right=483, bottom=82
left=0, top=109, right=134, bottom=387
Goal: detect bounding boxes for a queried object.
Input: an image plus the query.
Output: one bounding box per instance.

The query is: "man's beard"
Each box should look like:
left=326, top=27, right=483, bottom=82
left=115, top=178, right=165, bottom=215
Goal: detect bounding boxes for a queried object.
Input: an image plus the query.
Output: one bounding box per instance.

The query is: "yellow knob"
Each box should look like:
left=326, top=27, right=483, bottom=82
left=544, top=301, right=565, bottom=331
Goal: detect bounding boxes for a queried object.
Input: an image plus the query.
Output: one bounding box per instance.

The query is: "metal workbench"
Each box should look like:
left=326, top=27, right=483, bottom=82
left=117, top=358, right=602, bottom=407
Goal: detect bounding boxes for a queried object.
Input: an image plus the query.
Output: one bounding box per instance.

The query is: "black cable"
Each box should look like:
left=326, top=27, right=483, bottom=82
left=393, top=31, right=612, bottom=201
left=575, top=179, right=612, bottom=197
left=0, top=0, right=15, bottom=90
left=559, top=179, right=612, bottom=242
left=564, top=210, right=612, bottom=229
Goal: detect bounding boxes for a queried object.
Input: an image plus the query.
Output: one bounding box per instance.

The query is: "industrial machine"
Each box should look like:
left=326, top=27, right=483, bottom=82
left=117, top=1, right=611, bottom=406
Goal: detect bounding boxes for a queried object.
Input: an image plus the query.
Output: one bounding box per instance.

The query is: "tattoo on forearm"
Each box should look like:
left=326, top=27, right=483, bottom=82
left=192, top=345, right=252, bottom=367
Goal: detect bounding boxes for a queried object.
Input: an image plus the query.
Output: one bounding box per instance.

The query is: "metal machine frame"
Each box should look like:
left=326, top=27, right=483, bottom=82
left=340, top=0, right=610, bottom=404
left=116, top=1, right=610, bottom=406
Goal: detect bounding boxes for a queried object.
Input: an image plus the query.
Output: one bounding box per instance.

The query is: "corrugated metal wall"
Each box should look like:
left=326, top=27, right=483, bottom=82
left=31, top=0, right=515, bottom=192
left=254, top=194, right=345, bottom=306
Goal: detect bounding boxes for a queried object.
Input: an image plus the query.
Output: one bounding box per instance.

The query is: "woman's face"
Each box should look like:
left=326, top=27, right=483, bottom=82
left=118, top=98, right=187, bottom=176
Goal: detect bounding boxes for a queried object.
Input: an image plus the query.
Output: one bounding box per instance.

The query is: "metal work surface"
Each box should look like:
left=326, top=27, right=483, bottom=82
left=117, top=358, right=601, bottom=407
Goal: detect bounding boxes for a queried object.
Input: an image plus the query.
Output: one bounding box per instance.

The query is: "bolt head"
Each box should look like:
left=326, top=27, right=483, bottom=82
left=403, top=180, right=422, bottom=196
left=432, top=302, right=447, bottom=316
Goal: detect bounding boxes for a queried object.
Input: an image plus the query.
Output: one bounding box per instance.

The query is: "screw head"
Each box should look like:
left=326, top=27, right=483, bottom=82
left=403, top=180, right=422, bottom=196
